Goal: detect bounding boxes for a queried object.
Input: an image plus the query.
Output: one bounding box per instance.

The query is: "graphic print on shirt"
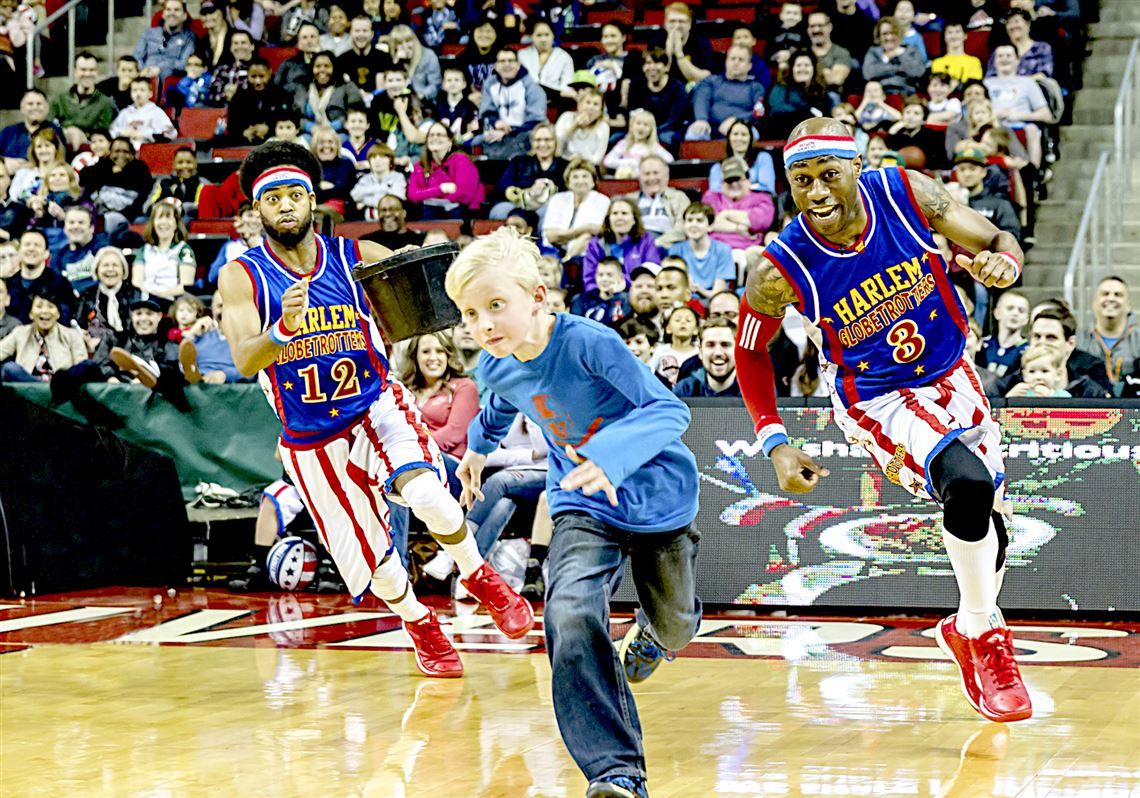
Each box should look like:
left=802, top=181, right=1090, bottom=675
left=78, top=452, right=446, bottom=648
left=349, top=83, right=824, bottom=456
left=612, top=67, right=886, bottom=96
left=531, top=393, right=604, bottom=449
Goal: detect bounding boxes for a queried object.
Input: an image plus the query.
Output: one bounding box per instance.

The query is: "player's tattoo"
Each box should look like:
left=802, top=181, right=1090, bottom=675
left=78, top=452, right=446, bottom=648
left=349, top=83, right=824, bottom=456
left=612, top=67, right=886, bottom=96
left=746, top=258, right=797, bottom=317
left=908, top=170, right=953, bottom=221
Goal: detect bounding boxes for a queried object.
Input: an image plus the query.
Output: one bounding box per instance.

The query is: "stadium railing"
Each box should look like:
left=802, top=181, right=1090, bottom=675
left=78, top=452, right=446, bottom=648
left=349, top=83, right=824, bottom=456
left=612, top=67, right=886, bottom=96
left=25, top=0, right=119, bottom=90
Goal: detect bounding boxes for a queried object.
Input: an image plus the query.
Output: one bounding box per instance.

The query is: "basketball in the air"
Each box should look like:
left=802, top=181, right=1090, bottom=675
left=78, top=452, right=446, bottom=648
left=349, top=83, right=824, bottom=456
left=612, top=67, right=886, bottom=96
left=898, top=146, right=927, bottom=170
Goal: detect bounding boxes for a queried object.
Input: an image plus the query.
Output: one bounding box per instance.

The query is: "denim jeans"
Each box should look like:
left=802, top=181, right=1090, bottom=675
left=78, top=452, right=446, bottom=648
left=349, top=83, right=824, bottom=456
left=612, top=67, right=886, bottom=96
left=467, top=466, right=547, bottom=556
left=543, top=512, right=702, bottom=783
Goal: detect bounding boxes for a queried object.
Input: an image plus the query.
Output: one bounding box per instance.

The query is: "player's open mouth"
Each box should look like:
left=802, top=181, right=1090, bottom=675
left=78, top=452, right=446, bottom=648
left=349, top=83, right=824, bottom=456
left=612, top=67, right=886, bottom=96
left=810, top=206, right=840, bottom=222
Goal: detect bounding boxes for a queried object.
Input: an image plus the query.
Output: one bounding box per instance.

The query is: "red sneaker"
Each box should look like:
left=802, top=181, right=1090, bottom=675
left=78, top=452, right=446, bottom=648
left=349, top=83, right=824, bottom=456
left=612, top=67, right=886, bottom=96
left=970, top=627, right=1033, bottom=722
left=403, top=610, right=464, bottom=678
left=460, top=562, right=535, bottom=640
left=935, top=614, right=982, bottom=714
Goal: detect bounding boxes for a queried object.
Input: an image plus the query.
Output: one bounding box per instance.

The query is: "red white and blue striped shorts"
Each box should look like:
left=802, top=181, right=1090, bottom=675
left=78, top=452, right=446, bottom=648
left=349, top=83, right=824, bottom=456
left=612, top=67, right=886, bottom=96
left=278, top=381, right=444, bottom=598
left=830, top=358, right=1006, bottom=503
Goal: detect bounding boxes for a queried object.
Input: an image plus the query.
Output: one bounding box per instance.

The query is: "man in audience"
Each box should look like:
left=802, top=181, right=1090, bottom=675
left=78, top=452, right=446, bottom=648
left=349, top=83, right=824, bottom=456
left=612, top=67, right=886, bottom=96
left=179, top=292, right=243, bottom=384
left=338, top=15, right=389, bottom=96
left=363, top=195, right=424, bottom=249
left=1076, top=276, right=1140, bottom=394
left=97, top=55, right=140, bottom=112
left=674, top=318, right=741, bottom=397
left=51, top=53, right=116, bottom=152
left=227, top=57, right=292, bottom=146
left=0, top=90, right=59, bottom=172
left=618, top=315, right=660, bottom=366
left=0, top=286, right=87, bottom=383
left=625, top=47, right=687, bottom=149
left=807, top=12, right=853, bottom=94
left=276, top=23, right=323, bottom=96
left=706, top=290, right=741, bottom=324
left=985, top=44, right=1052, bottom=168
left=702, top=157, right=776, bottom=255
left=627, top=265, right=662, bottom=335
left=207, top=30, right=257, bottom=106
left=53, top=207, right=109, bottom=295
left=623, top=156, right=689, bottom=250
left=107, top=297, right=181, bottom=390
left=479, top=47, right=547, bottom=160
left=134, top=0, right=197, bottom=84
left=5, top=229, right=75, bottom=324
left=653, top=2, right=715, bottom=84
left=952, top=146, right=1021, bottom=238
left=931, top=22, right=983, bottom=88
left=997, top=307, right=1112, bottom=397
left=686, top=45, right=765, bottom=141
left=979, top=289, right=1029, bottom=379
left=654, top=264, right=693, bottom=317
left=824, top=0, right=875, bottom=62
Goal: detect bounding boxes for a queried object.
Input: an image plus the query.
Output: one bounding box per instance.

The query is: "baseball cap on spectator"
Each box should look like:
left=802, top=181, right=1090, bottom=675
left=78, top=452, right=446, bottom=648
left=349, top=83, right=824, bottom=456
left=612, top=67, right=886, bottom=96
left=569, top=70, right=598, bottom=89
left=721, top=157, right=748, bottom=182
left=131, top=298, right=164, bottom=313
left=630, top=264, right=661, bottom=281
left=880, top=150, right=905, bottom=167
left=955, top=146, right=988, bottom=167
left=200, top=1, right=221, bottom=14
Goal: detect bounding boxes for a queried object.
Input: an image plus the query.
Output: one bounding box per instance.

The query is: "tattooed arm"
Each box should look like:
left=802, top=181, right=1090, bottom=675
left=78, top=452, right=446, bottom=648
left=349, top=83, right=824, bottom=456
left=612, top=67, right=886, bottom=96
left=906, top=169, right=1023, bottom=289
left=743, top=246, right=799, bottom=317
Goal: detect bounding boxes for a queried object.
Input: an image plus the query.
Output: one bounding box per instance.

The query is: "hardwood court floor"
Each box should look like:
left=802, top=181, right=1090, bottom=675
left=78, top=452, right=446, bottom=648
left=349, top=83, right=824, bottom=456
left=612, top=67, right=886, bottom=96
left=2, top=589, right=1139, bottom=798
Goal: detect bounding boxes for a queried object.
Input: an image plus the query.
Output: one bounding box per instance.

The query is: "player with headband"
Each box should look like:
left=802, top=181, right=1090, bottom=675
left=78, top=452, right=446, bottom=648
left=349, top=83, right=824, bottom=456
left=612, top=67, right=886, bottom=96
left=734, top=117, right=1030, bottom=722
left=217, top=141, right=534, bottom=678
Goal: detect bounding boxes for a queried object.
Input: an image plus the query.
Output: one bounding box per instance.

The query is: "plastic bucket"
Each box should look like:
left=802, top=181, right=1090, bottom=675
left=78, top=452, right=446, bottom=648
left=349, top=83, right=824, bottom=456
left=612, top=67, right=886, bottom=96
left=352, top=242, right=461, bottom=342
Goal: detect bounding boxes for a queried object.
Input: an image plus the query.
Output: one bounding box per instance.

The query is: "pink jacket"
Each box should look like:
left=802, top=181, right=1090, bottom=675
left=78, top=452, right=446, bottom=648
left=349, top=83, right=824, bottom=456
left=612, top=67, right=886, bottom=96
left=418, top=377, right=480, bottom=457
left=407, top=152, right=486, bottom=209
left=701, top=189, right=776, bottom=250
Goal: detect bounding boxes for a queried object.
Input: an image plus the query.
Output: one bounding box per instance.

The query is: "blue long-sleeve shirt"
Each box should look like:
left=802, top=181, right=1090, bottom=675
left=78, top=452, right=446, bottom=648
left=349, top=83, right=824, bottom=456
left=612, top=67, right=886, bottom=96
left=467, top=313, right=699, bottom=533
left=691, top=75, right=765, bottom=130
left=192, top=329, right=244, bottom=383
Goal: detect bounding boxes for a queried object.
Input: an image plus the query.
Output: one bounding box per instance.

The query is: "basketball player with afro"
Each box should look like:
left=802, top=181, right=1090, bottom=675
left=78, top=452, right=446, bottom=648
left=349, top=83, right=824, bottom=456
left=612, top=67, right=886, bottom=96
left=217, top=141, right=534, bottom=677
left=735, top=117, right=1032, bottom=722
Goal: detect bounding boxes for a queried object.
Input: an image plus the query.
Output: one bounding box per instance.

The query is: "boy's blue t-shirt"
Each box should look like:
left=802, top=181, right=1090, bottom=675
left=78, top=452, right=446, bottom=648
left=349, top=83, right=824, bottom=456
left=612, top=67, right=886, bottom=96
left=667, top=239, right=735, bottom=292
left=467, top=313, right=700, bottom=533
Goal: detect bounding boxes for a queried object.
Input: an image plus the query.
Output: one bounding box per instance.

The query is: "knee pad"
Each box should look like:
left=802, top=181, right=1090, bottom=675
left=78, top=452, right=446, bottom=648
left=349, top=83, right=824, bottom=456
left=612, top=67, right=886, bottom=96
left=931, top=440, right=994, bottom=542
left=398, top=472, right=464, bottom=536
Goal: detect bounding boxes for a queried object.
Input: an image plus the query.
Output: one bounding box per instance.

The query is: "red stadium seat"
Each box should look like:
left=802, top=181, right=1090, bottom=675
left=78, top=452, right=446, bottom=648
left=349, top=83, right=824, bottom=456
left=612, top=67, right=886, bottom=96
left=407, top=220, right=461, bottom=238
left=179, top=108, right=226, bottom=140
left=671, top=177, right=709, bottom=194
left=472, top=219, right=505, bottom=236
left=965, top=30, right=990, bottom=61
left=679, top=139, right=728, bottom=161
left=189, top=219, right=239, bottom=235
left=210, top=146, right=255, bottom=160
left=441, top=43, right=464, bottom=57
left=138, top=141, right=192, bottom=175
left=597, top=179, right=639, bottom=197
left=710, top=7, right=755, bottom=23
left=262, top=47, right=299, bottom=74
left=334, top=221, right=379, bottom=239
left=643, top=10, right=664, bottom=25
left=585, top=8, right=634, bottom=26
left=923, top=29, right=944, bottom=59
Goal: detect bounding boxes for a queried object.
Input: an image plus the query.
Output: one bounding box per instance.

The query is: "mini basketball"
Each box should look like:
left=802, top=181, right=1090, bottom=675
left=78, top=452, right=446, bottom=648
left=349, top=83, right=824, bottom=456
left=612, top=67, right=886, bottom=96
left=266, top=536, right=318, bottom=591
left=898, top=145, right=927, bottom=170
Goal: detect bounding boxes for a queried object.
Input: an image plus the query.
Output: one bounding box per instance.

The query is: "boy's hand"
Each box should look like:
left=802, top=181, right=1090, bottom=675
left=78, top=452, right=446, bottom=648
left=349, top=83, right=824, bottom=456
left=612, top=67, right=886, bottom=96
left=771, top=444, right=829, bottom=494
left=560, top=445, right=618, bottom=507
left=456, top=450, right=488, bottom=510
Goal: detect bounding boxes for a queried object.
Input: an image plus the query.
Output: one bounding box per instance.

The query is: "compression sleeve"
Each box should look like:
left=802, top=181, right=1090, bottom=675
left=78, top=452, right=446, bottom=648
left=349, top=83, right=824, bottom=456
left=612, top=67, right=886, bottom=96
left=735, top=295, right=789, bottom=457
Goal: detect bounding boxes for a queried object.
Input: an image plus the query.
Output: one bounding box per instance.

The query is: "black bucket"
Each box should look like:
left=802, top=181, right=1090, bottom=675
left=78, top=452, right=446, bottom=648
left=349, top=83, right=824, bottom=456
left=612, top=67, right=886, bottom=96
left=352, top=242, right=462, bottom=342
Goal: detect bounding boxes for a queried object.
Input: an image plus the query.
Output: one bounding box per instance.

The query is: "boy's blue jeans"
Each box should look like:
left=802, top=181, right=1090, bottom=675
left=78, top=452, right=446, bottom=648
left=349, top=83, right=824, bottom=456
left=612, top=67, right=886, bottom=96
left=544, top=511, right=702, bottom=783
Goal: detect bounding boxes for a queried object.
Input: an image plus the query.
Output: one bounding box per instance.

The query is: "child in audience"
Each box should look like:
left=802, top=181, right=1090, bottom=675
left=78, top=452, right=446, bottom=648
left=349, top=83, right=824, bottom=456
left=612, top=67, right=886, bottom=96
left=170, top=54, right=212, bottom=111
left=270, top=115, right=310, bottom=148
left=538, top=255, right=563, bottom=290
left=618, top=315, right=659, bottom=366
left=667, top=202, right=735, bottom=300
left=652, top=305, right=700, bottom=387
left=110, top=78, right=178, bottom=149
left=980, top=290, right=1030, bottom=377
left=855, top=81, right=900, bottom=132
left=1007, top=343, right=1072, bottom=398
left=435, top=68, right=480, bottom=141
left=170, top=293, right=207, bottom=341
left=925, top=72, right=962, bottom=124
left=544, top=286, right=569, bottom=314
left=350, top=143, right=407, bottom=218
left=570, top=257, right=631, bottom=326
left=341, top=108, right=377, bottom=171
left=603, top=110, right=674, bottom=179
left=555, top=87, right=610, bottom=166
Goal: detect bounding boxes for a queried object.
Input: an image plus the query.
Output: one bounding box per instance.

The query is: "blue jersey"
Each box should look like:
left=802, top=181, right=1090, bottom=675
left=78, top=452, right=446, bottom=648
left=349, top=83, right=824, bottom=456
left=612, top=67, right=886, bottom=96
left=764, top=167, right=969, bottom=408
left=235, top=235, right=390, bottom=445
left=467, top=314, right=699, bottom=534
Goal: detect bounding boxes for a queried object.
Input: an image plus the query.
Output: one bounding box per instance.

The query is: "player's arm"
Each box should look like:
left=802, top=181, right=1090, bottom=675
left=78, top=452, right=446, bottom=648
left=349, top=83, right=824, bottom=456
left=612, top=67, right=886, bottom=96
left=218, top=260, right=308, bottom=378
left=357, top=240, right=395, bottom=264
left=906, top=169, right=1023, bottom=289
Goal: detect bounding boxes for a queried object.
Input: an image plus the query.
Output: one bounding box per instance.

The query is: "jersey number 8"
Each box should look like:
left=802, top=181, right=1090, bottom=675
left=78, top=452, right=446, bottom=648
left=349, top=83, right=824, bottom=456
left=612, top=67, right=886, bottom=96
left=887, top=319, right=926, bottom=364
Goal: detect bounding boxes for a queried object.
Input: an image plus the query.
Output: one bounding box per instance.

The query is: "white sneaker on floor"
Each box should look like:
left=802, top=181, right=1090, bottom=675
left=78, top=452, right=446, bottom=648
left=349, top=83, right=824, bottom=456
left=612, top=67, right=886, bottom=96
left=422, top=551, right=455, bottom=581
left=452, top=576, right=472, bottom=601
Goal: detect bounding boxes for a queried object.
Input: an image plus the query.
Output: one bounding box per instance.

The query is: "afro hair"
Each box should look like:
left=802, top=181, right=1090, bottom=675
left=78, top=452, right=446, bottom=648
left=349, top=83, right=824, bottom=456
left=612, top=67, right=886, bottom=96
left=238, top=140, right=323, bottom=201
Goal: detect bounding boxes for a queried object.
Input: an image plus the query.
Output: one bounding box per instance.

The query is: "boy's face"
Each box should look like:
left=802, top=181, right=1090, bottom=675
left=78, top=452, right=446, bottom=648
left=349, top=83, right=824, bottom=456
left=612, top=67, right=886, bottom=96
left=864, top=81, right=883, bottom=102
left=995, top=293, right=1030, bottom=333
left=130, top=81, right=152, bottom=106
left=369, top=151, right=391, bottom=174
left=185, top=56, right=205, bottom=78
left=172, top=151, right=197, bottom=180
left=544, top=290, right=568, bottom=314
left=385, top=71, right=407, bottom=93
left=443, top=70, right=465, bottom=95
left=625, top=333, right=653, bottom=363
left=537, top=257, right=560, bottom=289
left=456, top=268, right=546, bottom=359
left=928, top=78, right=950, bottom=101
left=655, top=270, right=689, bottom=311
left=779, top=3, right=803, bottom=27
left=732, top=28, right=756, bottom=50
left=902, top=104, right=924, bottom=128
left=345, top=112, right=369, bottom=137
left=247, top=64, right=271, bottom=90
left=90, top=134, right=111, bottom=157
left=275, top=120, right=298, bottom=140
left=1024, top=358, right=1064, bottom=392
left=118, top=60, right=138, bottom=85
left=683, top=211, right=710, bottom=240
left=595, top=263, right=625, bottom=297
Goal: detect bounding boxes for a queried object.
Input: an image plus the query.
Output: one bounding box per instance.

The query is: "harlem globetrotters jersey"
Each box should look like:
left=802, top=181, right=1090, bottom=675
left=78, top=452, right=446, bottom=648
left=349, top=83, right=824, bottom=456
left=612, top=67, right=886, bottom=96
left=234, top=235, right=390, bottom=444
left=762, top=166, right=969, bottom=408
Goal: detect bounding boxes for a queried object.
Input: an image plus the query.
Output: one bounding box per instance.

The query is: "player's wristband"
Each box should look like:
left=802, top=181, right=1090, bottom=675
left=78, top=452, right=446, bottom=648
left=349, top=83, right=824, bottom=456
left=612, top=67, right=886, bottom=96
left=758, top=423, right=789, bottom=458
left=995, top=251, right=1021, bottom=278
left=268, top=317, right=299, bottom=347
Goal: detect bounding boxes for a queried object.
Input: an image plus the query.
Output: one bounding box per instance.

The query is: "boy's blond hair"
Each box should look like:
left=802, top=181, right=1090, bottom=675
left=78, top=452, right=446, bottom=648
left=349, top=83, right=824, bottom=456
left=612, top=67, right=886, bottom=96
left=1021, top=342, right=1065, bottom=371
left=445, top=226, right=543, bottom=302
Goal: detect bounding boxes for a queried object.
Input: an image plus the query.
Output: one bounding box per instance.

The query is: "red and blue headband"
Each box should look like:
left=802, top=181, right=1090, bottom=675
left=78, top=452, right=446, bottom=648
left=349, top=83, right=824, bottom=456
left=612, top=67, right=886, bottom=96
left=253, top=166, right=314, bottom=200
left=783, top=134, right=859, bottom=166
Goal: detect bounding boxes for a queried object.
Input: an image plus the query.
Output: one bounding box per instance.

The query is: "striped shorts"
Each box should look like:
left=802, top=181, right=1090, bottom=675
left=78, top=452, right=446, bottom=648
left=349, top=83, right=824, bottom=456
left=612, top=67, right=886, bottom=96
left=278, top=381, right=444, bottom=599
left=830, top=358, right=1006, bottom=503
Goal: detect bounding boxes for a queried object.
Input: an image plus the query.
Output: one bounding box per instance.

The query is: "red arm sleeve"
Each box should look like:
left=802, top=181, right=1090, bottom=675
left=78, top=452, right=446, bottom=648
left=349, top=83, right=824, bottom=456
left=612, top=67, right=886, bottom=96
left=735, top=295, right=789, bottom=455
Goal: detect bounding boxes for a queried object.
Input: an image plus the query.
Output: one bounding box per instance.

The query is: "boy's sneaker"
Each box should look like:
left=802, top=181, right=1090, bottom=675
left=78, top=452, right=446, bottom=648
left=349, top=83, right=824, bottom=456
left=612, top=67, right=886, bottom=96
left=586, top=776, right=648, bottom=798
left=520, top=558, right=544, bottom=600
left=403, top=610, right=464, bottom=678
left=935, top=614, right=981, bottom=713
left=617, top=622, right=675, bottom=684
left=970, top=627, right=1033, bottom=722
left=460, top=562, right=535, bottom=639
left=228, top=560, right=274, bottom=592
left=179, top=339, right=202, bottom=384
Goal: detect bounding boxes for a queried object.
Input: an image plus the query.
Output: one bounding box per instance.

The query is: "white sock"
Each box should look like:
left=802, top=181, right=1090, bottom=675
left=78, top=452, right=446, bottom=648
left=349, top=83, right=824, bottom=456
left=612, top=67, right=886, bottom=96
left=943, top=520, right=1002, bottom=638
left=371, top=555, right=430, bottom=622
left=993, top=564, right=1007, bottom=627
left=440, top=524, right=484, bottom=580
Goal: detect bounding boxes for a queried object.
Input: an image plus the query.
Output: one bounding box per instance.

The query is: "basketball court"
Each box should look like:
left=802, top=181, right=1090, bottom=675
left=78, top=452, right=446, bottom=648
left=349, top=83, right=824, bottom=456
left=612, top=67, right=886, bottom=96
left=2, top=588, right=1138, bottom=797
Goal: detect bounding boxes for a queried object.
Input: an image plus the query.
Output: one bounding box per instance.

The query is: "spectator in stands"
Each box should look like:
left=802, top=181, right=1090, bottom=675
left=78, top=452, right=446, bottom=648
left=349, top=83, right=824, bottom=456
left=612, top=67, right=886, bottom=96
left=53, top=206, right=108, bottom=294
left=309, top=124, right=357, bottom=212
left=52, top=53, right=116, bottom=153
left=571, top=256, right=631, bottom=326
left=169, top=54, right=213, bottom=111
left=668, top=202, right=734, bottom=301
left=282, top=0, right=329, bottom=43
left=97, top=56, right=139, bottom=113
left=403, top=331, right=479, bottom=458
left=862, top=16, right=925, bottom=95
left=133, top=199, right=195, bottom=304
left=338, top=15, right=389, bottom=96
left=293, top=51, right=363, bottom=135
left=408, top=122, right=484, bottom=219
left=363, top=194, right=424, bottom=248
left=702, top=157, right=776, bottom=257
left=582, top=197, right=661, bottom=292
left=435, top=67, right=480, bottom=141
left=226, top=58, right=290, bottom=146
left=9, top=128, right=67, bottom=207
left=987, top=9, right=1053, bottom=80
left=1005, top=342, right=1071, bottom=397
left=830, top=102, right=871, bottom=155
left=985, top=44, right=1052, bottom=168
left=555, top=87, right=609, bottom=166
left=342, top=107, right=375, bottom=172
left=504, top=207, right=538, bottom=238
left=999, top=307, right=1113, bottom=398
left=754, top=2, right=809, bottom=69
left=351, top=143, right=406, bottom=218
left=29, top=164, right=84, bottom=251
left=488, top=122, right=564, bottom=220
left=588, top=22, right=635, bottom=137
left=276, top=23, right=323, bottom=96
left=0, top=90, right=59, bottom=172
left=619, top=314, right=659, bottom=365
left=0, top=2, right=35, bottom=100
left=459, top=14, right=501, bottom=102
left=886, top=97, right=950, bottom=170
left=931, top=21, right=984, bottom=88
left=389, top=24, right=441, bottom=103
left=134, top=0, right=197, bottom=84
left=807, top=11, right=854, bottom=95
left=604, top=110, right=673, bottom=180
left=320, top=4, right=352, bottom=56
left=627, top=264, right=662, bottom=334
left=537, top=253, right=562, bottom=291
left=825, top=0, right=876, bottom=61
left=0, top=286, right=87, bottom=383
left=541, top=157, right=609, bottom=261
left=890, top=1, right=928, bottom=64
left=763, top=50, right=835, bottom=141
left=206, top=29, right=257, bottom=106
left=169, top=292, right=206, bottom=340
left=5, top=229, right=74, bottom=323
left=674, top=317, right=741, bottom=397
left=0, top=240, right=14, bottom=278
left=178, top=291, right=244, bottom=384
left=1076, top=276, right=1140, bottom=394
left=518, top=19, right=574, bottom=101
left=925, top=72, right=962, bottom=124
left=654, top=2, right=714, bottom=84
left=651, top=302, right=699, bottom=387
left=196, top=1, right=233, bottom=71
left=863, top=132, right=889, bottom=169
left=0, top=162, right=31, bottom=241
left=686, top=45, right=765, bottom=142
left=728, top=28, right=772, bottom=93
left=76, top=247, right=138, bottom=341
left=952, top=146, right=1021, bottom=239
left=110, top=78, right=177, bottom=150
left=855, top=80, right=901, bottom=131
left=707, top=121, right=777, bottom=197
left=70, top=130, right=109, bottom=175
left=372, top=0, right=412, bottom=38
left=979, top=289, right=1029, bottom=379
left=624, top=155, right=689, bottom=249
left=625, top=47, right=687, bottom=150
left=80, top=137, right=153, bottom=235
left=945, top=81, right=990, bottom=155
left=105, top=297, right=182, bottom=393
left=479, top=46, right=547, bottom=160
left=420, top=0, right=459, bottom=48
left=148, top=147, right=208, bottom=216
left=0, top=278, right=17, bottom=339
left=205, top=202, right=261, bottom=288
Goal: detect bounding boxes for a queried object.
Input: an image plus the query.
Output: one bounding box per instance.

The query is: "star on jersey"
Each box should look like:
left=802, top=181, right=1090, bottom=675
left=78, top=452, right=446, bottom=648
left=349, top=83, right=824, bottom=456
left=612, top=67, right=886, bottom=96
left=929, top=309, right=938, bottom=320
left=364, top=370, right=371, bottom=378
left=915, top=365, right=925, bottom=376
left=329, top=408, right=340, bottom=418
left=283, top=381, right=294, bottom=390
left=857, top=361, right=870, bottom=371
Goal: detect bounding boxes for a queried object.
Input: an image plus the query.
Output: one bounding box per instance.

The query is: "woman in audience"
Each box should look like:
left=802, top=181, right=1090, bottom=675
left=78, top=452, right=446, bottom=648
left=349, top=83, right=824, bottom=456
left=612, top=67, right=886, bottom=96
left=864, top=132, right=890, bottom=169
left=80, top=137, right=153, bottom=235
left=227, top=0, right=266, bottom=42
left=582, top=197, right=661, bottom=292
left=517, top=18, right=575, bottom=101
left=489, top=122, right=567, bottom=220
left=373, top=0, right=412, bottom=38
left=76, top=247, right=140, bottom=341
left=132, top=199, right=196, bottom=306
left=9, top=129, right=68, bottom=204
left=389, top=25, right=442, bottom=102
left=862, top=16, right=926, bottom=95
left=987, top=8, right=1053, bottom=80
left=392, top=92, right=432, bottom=168
left=554, top=87, right=609, bottom=166
left=309, top=124, right=358, bottom=214
left=707, top=120, right=777, bottom=196
left=762, top=49, right=834, bottom=141
left=603, top=110, right=673, bottom=180
left=293, top=51, right=363, bottom=134
left=587, top=22, right=636, bottom=139
left=458, top=15, right=500, bottom=102
left=28, top=164, right=84, bottom=252
left=541, top=157, right=610, bottom=261
left=402, top=331, right=480, bottom=459
left=407, top=122, right=485, bottom=219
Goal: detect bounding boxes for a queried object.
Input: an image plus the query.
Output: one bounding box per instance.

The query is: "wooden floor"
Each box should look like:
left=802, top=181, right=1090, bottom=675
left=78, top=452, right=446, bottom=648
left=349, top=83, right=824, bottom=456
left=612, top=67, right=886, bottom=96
left=2, top=593, right=1140, bottom=797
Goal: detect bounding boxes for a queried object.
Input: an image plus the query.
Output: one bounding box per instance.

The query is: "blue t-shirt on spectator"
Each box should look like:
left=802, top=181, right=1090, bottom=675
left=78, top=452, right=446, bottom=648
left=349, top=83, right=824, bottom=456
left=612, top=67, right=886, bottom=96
left=667, top=239, right=735, bottom=292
